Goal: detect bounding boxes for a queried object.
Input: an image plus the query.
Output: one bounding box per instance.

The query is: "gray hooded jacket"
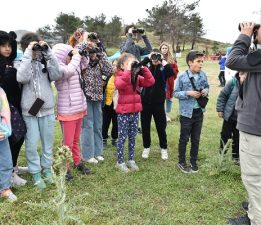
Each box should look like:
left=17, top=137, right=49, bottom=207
left=226, top=34, right=261, bottom=135
left=17, top=48, right=62, bottom=117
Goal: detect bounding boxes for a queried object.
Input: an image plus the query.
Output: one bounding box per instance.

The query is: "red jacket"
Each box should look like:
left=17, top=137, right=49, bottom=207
left=166, top=62, right=179, bottom=99
left=115, top=66, right=155, bottom=113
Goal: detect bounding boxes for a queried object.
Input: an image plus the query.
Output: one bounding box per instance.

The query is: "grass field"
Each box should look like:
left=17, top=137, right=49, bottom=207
left=0, top=55, right=247, bottom=225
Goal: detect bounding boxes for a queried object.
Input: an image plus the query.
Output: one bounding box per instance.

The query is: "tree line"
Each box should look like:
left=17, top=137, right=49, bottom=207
left=37, top=0, right=204, bottom=52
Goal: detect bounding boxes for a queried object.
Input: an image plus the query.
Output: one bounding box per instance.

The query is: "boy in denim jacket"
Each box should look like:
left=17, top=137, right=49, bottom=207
left=174, top=50, right=209, bottom=173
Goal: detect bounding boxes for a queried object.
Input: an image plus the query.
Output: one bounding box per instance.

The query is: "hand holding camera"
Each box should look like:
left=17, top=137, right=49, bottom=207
left=238, top=22, right=260, bottom=37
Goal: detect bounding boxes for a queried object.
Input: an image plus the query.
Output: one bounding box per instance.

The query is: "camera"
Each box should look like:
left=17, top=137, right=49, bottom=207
left=150, top=53, right=162, bottom=61
left=131, top=57, right=150, bottom=75
left=238, top=23, right=260, bottom=33
left=32, top=43, right=48, bottom=52
left=78, top=47, right=100, bottom=57
left=132, top=28, right=145, bottom=34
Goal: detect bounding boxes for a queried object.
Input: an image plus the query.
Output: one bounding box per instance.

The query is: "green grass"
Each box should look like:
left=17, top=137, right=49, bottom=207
left=0, top=57, right=247, bottom=225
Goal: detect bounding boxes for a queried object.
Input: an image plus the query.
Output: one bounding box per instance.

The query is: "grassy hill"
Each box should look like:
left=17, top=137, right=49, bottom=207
left=106, top=32, right=231, bottom=57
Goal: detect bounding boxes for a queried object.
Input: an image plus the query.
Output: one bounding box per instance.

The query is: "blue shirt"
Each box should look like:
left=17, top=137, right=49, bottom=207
left=174, top=69, right=209, bottom=118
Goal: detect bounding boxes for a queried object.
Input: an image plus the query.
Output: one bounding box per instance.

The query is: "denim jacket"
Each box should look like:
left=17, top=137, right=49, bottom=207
left=174, top=69, right=209, bottom=118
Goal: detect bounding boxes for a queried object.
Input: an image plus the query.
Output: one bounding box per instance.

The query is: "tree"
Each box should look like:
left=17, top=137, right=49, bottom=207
left=37, top=25, right=57, bottom=46
left=143, top=0, right=203, bottom=52
left=54, top=12, right=84, bottom=43
left=212, top=41, right=219, bottom=54
left=84, top=14, right=122, bottom=47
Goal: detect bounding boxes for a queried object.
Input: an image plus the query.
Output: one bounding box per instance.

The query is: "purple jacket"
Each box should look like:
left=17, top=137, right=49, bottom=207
left=53, top=43, right=88, bottom=115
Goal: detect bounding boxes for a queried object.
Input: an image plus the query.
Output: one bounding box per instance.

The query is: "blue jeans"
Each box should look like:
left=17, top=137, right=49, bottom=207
left=0, top=139, right=13, bottom=192
left=81, top=100, right=103, bottom=160
left=165, top=98, right=172, bottom=113
left=23, top=114, right=55, bottom=174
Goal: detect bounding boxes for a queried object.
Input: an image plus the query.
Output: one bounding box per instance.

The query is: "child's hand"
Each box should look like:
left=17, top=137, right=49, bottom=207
left=218, top=112, right=224, bottom=118
left=201, top=89, right=208, bottom=97
left=162, top=60, right=168, bottom=66
left=187, top=91, right=201, bottom=98
left=0, top=131, right=5, bottom=141
left=28, top=41, right=38, bottom=50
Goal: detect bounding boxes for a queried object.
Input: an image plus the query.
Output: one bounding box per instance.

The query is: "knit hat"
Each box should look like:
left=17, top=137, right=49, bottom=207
left=52, top=43, right=73, bottom=64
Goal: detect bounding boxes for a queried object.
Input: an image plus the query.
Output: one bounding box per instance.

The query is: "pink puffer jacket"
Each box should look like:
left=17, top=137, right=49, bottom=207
left=53, top=43, right=88, bottom=115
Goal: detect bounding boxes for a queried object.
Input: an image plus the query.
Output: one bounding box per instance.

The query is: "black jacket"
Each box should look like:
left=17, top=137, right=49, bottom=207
left=141, top=63, right=174, bottom=104
left=0, top=39, right=22, bottom=112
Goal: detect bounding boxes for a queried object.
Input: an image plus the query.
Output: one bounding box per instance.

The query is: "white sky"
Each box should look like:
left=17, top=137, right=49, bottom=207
left=1, top=0, right=260, bottom=44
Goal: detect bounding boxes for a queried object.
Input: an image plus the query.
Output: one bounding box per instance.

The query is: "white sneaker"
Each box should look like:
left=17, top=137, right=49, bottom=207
left=142, top=148, right=150, bottom=159
left=161, top=149, right=168, bottom=160
left=11, top=172, right=27, bottom=187
left=116, top=162, right=130, bottom=173
left=95, top=156, right=104, bottom=161
left=86, top=157, right=98, bottom=164
left=127, top=160, right=139, bottom=171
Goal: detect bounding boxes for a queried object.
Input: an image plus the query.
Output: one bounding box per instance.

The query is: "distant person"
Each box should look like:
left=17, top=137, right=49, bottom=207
left=0, top=87, right=17, bottom=202
left=174, top=50, right=209, bottom=173
left=115, top=53, right=154, bottom=173
left=52, top=43, right=91, bottom=181
left=226, top=21, right=261, bottom=225
left=120, top=25, right=152, bottom=61
left=17, top=32, right=62, bottom=192
left=224, top=47, right=237, bottom=81
left=159, top=42, right=179, bottom=122
left=218, top=53, right=226, bottom=87
left=216, top=71, right=246, bottom=162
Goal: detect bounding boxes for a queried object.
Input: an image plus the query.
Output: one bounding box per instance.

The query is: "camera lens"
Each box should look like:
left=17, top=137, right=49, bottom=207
left=32, top=44, right=42, bottom=51
left=137, top=28, right=145, bottom=34
left=151, top=54, right=157, bottom=60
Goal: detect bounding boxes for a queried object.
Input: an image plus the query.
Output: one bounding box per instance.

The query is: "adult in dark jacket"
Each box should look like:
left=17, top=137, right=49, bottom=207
left=226, top=21, right=261, bottom=225
left=120, top=25, right=152, bottom=61
left=141, top=50, right=174, bottom=160
left=216, top=72, right=246, bottom=161
left=0, top=30, right=27, bottom=187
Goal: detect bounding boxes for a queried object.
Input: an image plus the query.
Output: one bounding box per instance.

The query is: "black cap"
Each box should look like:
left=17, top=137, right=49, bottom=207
left=186, top=50, right=204, bottom=65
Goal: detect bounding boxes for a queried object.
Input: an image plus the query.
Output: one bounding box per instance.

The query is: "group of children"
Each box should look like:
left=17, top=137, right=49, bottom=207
left=1, top=25, right=242, bottom=203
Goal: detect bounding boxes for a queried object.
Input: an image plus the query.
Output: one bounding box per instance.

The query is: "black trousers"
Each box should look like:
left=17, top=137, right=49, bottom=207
left=141, top=103, right=167, bottom=149
left=220, top=118, right=239, bottom=159
left=102, top=104, right=118, bottom=140
left=8, top=136, right=24, bottom=167
left=178, top=109, right=203, bottom=165
left=218, top=71, right=226, bottom=86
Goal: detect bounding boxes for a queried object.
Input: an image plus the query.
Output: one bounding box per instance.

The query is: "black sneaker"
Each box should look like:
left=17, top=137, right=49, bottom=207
left=191, top=164, right=199, bottom=173
left=65, top=169, right=73, bottom=181
left=228, top=214, right=250, bottom=225
left=177, top=163, right=191, bottom=173
left=74, top=162, right=91, bottom=175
